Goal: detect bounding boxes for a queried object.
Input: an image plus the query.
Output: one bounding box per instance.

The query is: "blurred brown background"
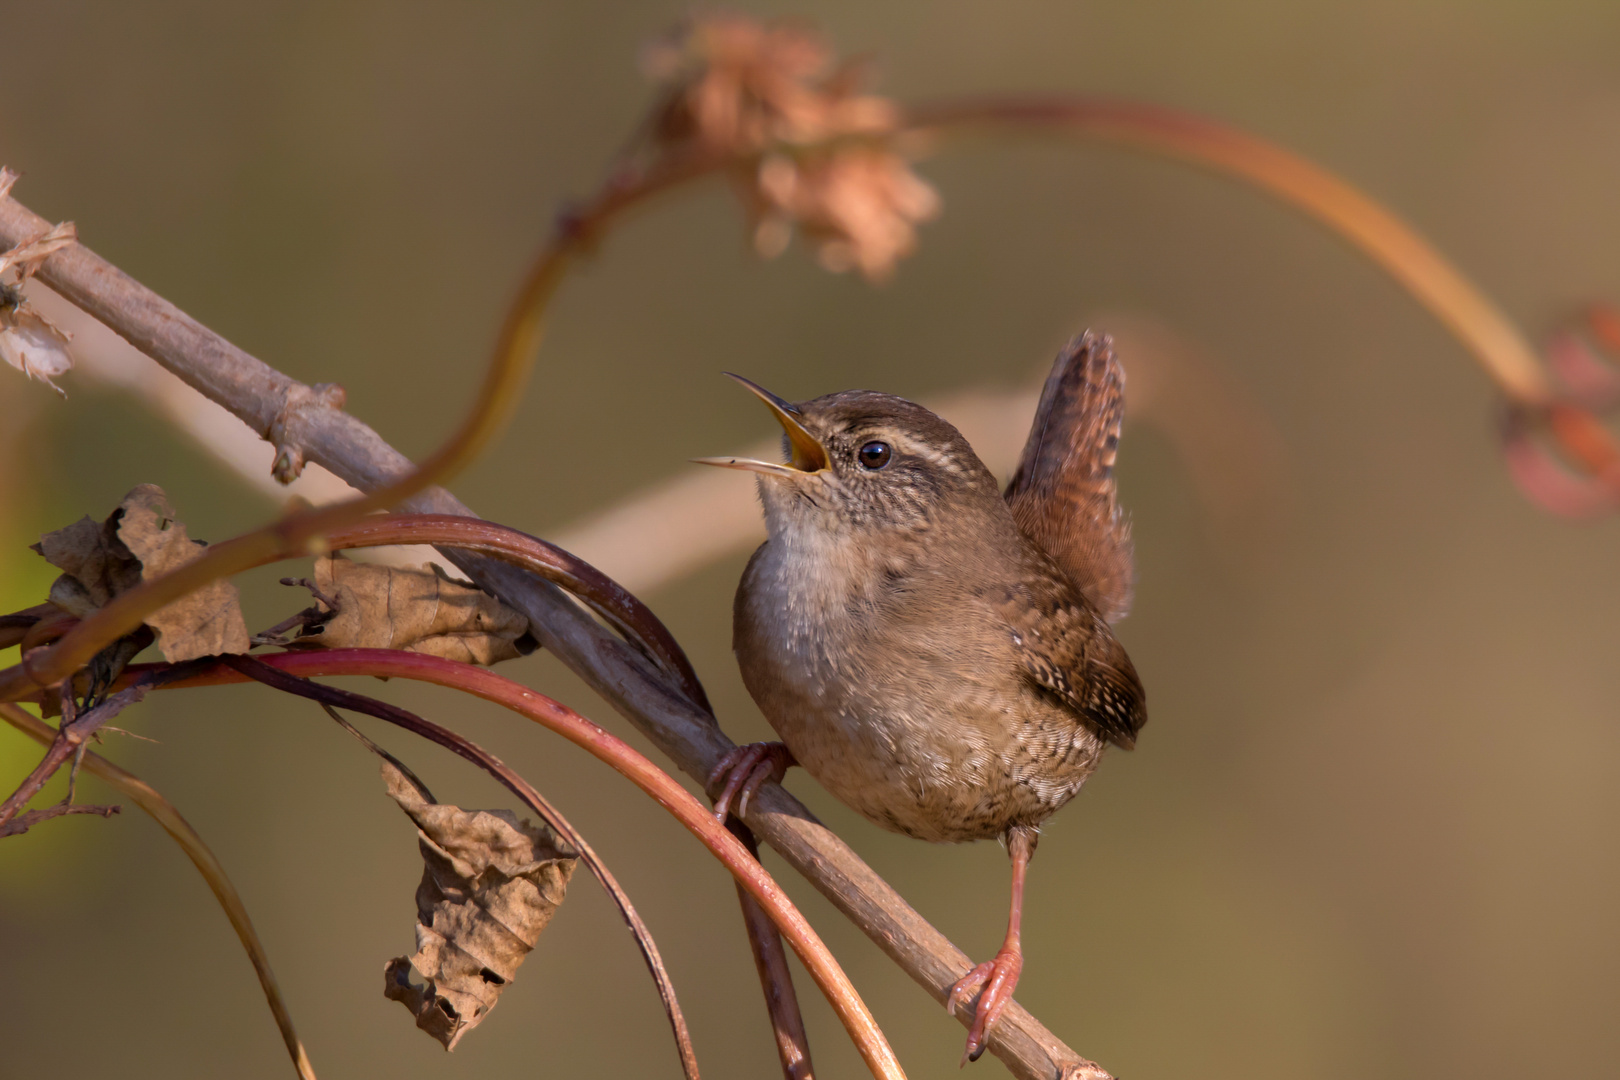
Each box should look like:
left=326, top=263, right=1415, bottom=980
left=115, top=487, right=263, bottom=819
left=3, top=2, right=1619, bottom=1078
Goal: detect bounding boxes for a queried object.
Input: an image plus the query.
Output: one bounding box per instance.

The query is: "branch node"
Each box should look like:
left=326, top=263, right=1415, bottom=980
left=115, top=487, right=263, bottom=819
left=269, top=382, right=348, bottom=483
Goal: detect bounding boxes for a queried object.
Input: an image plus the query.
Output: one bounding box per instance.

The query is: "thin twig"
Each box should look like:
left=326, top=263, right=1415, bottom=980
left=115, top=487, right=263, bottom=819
left=0, top=678, right=153, bottom=830
left=4, top=84, right=1595, bottom=1075
left=321, top=517, right=816, bottom=1070
left=222, top=655, right=702, bottom=1080
left=730, top=818, right=816, bottom=1080
left=0, top=701, right=319, bottom=1080
left=0, top=603, right=60, bottom=650
left=0, top=800, right=119, bottom=837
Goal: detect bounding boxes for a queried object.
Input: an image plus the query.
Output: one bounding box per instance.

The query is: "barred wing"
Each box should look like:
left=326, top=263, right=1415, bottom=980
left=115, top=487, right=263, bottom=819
left=1004, top=332, right=1134, bottom=624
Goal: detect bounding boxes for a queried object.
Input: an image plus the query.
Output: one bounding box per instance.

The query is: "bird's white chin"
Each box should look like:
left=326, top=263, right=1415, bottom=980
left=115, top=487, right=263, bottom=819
left=756, top=472, right=845, bottom=539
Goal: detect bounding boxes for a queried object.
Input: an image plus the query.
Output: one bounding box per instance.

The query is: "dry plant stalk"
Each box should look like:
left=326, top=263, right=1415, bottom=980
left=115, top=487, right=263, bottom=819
left=176, top=647, right=908, bottom=1080
left=0, top=701, right=319, bottom=1080
left=223, top=656, right=703, bottom=1079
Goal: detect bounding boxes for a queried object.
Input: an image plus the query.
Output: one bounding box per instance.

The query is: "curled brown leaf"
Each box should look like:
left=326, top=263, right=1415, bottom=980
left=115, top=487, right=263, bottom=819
left=292, top=554, right=532, bottom=666
left=31, top=485, right=250, bottom=663
left=379, top=756, right=577, bottom=1050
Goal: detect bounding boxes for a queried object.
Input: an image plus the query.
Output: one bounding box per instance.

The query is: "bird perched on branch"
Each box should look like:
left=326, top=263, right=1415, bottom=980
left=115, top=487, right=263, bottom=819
left=698, top=332, right=1146, bottom=1064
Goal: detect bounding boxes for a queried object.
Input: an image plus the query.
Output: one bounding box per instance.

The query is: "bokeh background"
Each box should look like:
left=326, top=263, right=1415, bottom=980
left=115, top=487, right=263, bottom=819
left=4, top=2, right=1620, bottom=1078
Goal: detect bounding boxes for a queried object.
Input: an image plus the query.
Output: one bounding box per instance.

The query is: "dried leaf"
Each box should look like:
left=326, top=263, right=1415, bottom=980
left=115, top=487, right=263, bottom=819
left=116, top=486, right=251, bottom=660
left=295, top=554, right=530, bottom=666
left=33, top=515, right=142, bottom=617
left=32, top=485, right=250, bottom=661
left=379, top=757, right=577, bottom=1050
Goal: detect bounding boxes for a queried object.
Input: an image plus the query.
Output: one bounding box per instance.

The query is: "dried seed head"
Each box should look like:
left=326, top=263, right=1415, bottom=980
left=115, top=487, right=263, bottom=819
left=0, top=293, right=73, bottom=397
left=0, top=172, right=78, bottom=395
left=642, top=14, right=939, bottom=282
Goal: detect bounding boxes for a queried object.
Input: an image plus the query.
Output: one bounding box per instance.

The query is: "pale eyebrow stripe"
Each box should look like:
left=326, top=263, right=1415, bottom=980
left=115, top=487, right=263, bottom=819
left=878, top=431, right=968, bottom=473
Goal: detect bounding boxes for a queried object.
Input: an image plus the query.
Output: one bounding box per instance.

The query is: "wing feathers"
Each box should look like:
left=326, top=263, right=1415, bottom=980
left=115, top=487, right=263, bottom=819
left=1004, top=331, right=1135, bottom=623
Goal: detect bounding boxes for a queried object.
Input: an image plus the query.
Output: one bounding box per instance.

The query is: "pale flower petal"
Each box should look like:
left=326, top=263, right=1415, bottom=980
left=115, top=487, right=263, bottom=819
left=0, top=304, right=74, bottom=396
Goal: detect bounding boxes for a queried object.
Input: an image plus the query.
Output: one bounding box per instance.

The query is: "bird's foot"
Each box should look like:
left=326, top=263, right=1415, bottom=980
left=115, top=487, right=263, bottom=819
left=947, top=944, right=1024, bottom=1065
left=707, top=741, right=795, bottom=822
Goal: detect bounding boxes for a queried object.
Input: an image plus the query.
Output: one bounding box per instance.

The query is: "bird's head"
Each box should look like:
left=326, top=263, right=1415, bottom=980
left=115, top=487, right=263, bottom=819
left=695, top=374, right=1002, bottom=538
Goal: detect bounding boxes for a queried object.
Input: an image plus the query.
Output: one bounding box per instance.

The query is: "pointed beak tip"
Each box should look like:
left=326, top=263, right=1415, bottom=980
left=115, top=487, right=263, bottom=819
left=692, top=455, right=800, bottom=478
left=719, top=374, right=831, bottom=473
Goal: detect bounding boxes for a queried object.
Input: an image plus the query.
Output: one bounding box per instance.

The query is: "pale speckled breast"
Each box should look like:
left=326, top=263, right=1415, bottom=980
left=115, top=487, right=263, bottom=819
left=734, top=531, right=1105, bottom=843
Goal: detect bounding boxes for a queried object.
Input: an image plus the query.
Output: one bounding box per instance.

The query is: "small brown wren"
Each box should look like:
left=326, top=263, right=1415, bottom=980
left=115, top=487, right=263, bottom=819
left=697, top=332, right=1146, bottom=1064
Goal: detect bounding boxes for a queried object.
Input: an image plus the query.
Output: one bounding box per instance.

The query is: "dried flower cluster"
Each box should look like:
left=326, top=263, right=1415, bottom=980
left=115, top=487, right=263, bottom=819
left=0, top=169, right=75, bottom=396
left=643, top=14, right=938, bottom=281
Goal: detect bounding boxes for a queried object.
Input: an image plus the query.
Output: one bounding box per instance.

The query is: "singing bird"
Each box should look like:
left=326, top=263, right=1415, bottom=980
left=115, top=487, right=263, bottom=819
left=697, top=332, right=1146, bottom=1063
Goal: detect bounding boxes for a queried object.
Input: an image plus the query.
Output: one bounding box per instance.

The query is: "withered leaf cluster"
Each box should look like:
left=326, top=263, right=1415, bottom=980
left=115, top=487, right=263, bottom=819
left=33, top=485, right=250, bottom=661
left=644, top=13, right=939, bottom=281
left=380, top=756, right=577, bottom=1050
left=292, top=554, right=532, bottom=666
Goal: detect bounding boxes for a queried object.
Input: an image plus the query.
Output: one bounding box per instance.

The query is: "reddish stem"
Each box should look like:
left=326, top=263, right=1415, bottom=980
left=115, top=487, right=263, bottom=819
left=322, top=515, right=709, bottom=711
left=152, top=649, right=904, bottom=1080
left=222, top=654, right=700, bottom=1080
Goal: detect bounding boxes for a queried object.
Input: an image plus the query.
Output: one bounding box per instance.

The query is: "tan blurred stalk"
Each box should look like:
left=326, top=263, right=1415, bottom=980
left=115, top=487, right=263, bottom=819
left=35, top=282, right=1282, bottom=597
left=552, top=316, right=1287, bottom=595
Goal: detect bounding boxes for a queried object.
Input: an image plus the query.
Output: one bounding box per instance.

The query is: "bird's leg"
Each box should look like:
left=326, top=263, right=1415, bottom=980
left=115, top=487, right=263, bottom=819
left=948, top=825, right=1037, bottom=1065
left=708, top=742, right=796, bottom=822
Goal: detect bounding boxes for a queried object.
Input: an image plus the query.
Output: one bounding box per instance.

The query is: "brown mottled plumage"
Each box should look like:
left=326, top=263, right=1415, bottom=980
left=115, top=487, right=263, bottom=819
left=698, top=332, right=1145, bottom=1063
left=1006, top=332, right=1134, bottom=626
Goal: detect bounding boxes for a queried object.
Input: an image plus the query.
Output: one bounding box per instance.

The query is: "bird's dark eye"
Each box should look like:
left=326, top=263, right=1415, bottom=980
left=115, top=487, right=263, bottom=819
left=857, top=441, right=892, bottom=470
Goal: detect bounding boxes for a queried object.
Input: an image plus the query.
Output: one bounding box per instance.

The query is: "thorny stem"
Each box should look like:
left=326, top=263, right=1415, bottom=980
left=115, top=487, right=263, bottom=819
left=134, top=650, right=907, bottom=1080
left=222, top=655, right=701, bottom=1080
left=0, top=800, right=119, bottom=838
left=0, top=671, right=176, bottom=830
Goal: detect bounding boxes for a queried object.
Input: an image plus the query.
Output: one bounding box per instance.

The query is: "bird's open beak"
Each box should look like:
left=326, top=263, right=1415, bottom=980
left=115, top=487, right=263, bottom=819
left=692, top=373, right=829, bottom=476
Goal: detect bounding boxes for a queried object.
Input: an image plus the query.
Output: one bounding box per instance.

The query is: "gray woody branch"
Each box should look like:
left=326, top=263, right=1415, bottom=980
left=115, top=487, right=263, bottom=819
left=0, top=194, right=1110, bottom=1080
